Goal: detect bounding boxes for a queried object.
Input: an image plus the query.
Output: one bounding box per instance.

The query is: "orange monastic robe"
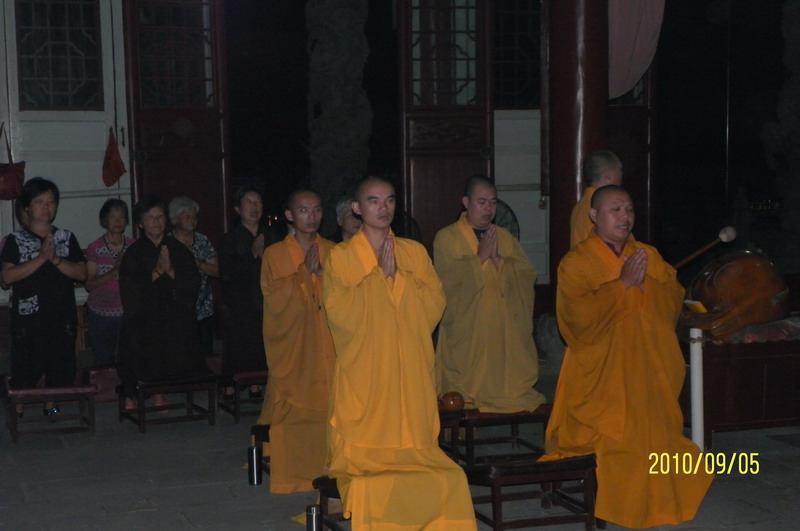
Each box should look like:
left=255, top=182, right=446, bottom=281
left=434, top=213, right=545, bottom=413
left=569, top=186, right=595, bottom=247
left=543, top=234, right=713, bottom=528
left=323, top=230, right=476, bottom=530
left=256, top=234, right=336, bottom=493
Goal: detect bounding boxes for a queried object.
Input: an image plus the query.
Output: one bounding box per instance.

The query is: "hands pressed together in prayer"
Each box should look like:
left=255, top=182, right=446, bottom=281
left=620, top=248, right=647, bottom=290
left=379, top=235, right=396, bottom=278
left=153, top=245, right=174, bottom=280
left=305, top=242, right=323, bottom=276
left=40, top=234, right=57, bottom=264
left=477, top=225, right=501, bottom=268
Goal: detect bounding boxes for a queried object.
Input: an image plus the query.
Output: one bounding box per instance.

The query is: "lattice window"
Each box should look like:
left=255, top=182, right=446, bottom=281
left=15, top=0, right=104, bottom=110
left=411, top=0, right=480, bottom=107
left=492, top=0, right=540, bottom=109
left=136, top=0, right=214, bottom=108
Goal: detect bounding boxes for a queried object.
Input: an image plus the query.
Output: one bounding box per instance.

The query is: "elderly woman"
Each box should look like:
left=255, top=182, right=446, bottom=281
left=0, top=177, right=87, bottom=417
left=219, top=187, right=279, bottom=396
left=117, top=195, right=205, bottom=408
left=85, top=199, right=135, bottom=366
left=328, top=195, right=362, bottom=243
left=167, top=196, right=219, bottom=356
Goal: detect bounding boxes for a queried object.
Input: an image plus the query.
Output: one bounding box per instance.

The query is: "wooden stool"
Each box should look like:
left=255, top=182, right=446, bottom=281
left=465, top=454, right=604, bottom=530
left=311, top=475, right=346, bottom=531
left=117, top=374, right=217, bottom=433
left=218, top=370, right=267, bottom=423
left=438, top=409, right=465, bottom=460
left=2, top=377, right=96, bottom=443
left=458, top=404, right=552, bottom=464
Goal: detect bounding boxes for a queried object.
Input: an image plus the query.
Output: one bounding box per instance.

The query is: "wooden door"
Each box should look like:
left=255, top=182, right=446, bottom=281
left=0, top=0, right=132, bottom=251
left=124, top=0, right=228, bottom=244
left=399, top=0, right=493, bottom=251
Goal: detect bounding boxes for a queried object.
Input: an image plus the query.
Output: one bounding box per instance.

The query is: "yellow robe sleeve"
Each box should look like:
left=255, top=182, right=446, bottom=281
left=569, top=186, right=595, bottom=247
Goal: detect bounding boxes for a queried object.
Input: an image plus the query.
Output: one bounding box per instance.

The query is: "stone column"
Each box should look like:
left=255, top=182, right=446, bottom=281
left=306, top=0, right=372, bottom=235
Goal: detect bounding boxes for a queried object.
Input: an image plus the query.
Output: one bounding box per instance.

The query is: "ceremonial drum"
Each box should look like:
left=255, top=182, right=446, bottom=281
left=683, top=250, right=788, bottom=338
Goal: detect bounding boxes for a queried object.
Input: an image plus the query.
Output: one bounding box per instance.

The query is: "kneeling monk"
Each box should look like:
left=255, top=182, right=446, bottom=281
left=323, top=176, right=476, bottom=530
left=543, top=185, right=713, bottom=528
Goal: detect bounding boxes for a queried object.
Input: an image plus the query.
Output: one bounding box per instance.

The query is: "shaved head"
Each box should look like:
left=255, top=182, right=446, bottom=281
left=355, top=176, right=394, bottom=201
left=285, top=188, right=321, bottom=210
left=464, top=175, right=496, bottom=199
left=584, top=150, right=622, bottom=187
left=591, top=184, right=629, bottom=209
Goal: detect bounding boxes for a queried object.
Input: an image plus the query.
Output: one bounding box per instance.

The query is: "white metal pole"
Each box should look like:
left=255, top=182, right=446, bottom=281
left=689, top=327, right=704, bottom=450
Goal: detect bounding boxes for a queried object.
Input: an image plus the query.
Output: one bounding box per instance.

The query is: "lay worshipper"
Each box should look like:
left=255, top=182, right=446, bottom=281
left=1, top=177, right=87, bottom=417
left=569, top=150, right=623, bottom=246
left=543, top=185, right=713, bottom=528
left=255, top=189, right=336, bottom=493
left=434, top=175, right=546, bottom=413
left=323, top=176, right=476, bottom=530
left=328, top=195, right=362, bottom=243
left=219, top=188, right=279, bottom=397
left=118, top=195, right=206, bottom=409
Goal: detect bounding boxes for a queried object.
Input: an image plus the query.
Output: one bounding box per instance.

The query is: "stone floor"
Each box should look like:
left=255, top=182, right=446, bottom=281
left=1, top=394, right=797, bottom=531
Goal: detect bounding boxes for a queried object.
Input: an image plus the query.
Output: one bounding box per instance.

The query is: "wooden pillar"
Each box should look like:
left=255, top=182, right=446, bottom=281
left=548, top=0, right=609, bottom=277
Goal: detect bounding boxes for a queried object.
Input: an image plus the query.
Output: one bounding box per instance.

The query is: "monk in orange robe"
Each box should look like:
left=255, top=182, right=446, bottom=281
left=435, top=176, right=545, bottom=413
left=544, top=185, right=713, bottom=528
left=570, top=149, right=623, bottom=246
left=323, top=177, right=476, bottom=530
left=256, top=189, right=336, bottom=493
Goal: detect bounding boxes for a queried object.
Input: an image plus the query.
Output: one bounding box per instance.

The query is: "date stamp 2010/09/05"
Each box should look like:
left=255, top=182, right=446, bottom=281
left=648, top=452, right=759, bottom=475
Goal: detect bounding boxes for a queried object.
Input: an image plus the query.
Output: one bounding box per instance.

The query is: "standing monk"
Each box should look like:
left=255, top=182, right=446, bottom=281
left=570, top=150, right=623, bottom=246
left=434, top=176, right=545, bottom=413
left=323, top=177, right=476, bottom=530
left=256, top=189, right=336, bottom=493
left=544, top=185, right=713, bottom=528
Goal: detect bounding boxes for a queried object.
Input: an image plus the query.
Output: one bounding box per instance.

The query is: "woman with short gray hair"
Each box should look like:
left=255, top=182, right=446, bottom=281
left=168, top=196, right=219, bottom=356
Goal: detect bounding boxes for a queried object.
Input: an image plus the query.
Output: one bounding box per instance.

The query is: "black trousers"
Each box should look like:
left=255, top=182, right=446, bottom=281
left=10, top=314, right=77, bottom=388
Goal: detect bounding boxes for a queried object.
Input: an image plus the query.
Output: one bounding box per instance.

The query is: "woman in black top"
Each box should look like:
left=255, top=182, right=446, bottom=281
left=218, top=187, right=280, bottom=396
left=117, top=195, right=205, bottom=409
left=0, top=177, right=87, bottom=417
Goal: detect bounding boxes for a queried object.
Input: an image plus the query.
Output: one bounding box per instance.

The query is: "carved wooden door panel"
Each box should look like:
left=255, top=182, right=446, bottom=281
left=124, top=0, right=229, bottom=244
left=399, top=0, right=493, bottom=251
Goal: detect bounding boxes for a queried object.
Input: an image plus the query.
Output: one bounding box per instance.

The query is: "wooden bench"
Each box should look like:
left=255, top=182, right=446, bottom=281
left=438, top=409, right=465, bottom=460
left=465, top=454, right=604, bottom=530
left=218, top=370, right=267, bottom=423
left=117, top=374, right=217, bottom=433
left=443, top=404, right=552, bottom=465
left=2, top=377, right=96, bottom=443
